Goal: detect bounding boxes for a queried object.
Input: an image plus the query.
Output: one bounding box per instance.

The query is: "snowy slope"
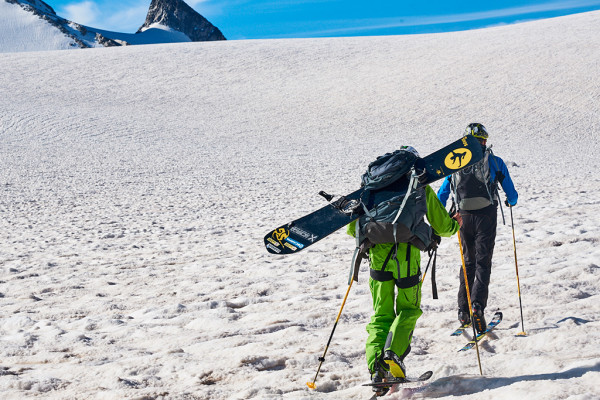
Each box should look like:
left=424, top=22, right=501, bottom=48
left=0, top=0, right=77, bottom=52
left=0, top=9, right=599, bottom=400
left=0, top=0, right=223, bottom=53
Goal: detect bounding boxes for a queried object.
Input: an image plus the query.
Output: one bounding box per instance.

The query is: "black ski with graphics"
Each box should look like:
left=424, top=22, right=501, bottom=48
left=264, top=136, right=483, bottom=255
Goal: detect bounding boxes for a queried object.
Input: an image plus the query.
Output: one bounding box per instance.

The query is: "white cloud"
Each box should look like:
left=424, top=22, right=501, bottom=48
left=63, top=1, right=101, bottom=26
left=284, top=0, right=600, bottom=37
left=187, top=0, right=210, bottom=6
left=105, top=5, right=149, bottom=32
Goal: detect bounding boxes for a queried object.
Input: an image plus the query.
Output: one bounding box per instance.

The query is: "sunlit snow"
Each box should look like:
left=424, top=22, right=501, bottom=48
left=0, top=9, right=599, bottom=400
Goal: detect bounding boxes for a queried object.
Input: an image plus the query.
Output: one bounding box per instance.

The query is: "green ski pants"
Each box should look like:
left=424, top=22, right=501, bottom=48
left=365, top=271, right=422, bottom=372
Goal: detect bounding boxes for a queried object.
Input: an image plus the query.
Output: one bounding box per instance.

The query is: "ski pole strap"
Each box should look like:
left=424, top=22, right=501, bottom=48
left=349, top=247, right=361, bottom=284
left=430, top=249, right=438, bottom=299
left=421, top=248, right=437, bottom=298
left=351, top=221, right=362, bottom=284
left=496, top=187, right=506, bottom=225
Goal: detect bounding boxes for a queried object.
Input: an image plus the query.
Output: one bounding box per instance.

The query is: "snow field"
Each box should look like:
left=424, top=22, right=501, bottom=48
left=1, top=9, right=600, bottom=399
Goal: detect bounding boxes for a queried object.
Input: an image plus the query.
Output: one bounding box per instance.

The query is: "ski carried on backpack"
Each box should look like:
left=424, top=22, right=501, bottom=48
left=458, top=311, right=503, bottom=351
left=264, top=136, right=483, bottom=255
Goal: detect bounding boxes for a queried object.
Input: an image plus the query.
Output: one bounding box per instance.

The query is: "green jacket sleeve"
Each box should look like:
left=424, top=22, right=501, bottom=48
left=347, top=220, right=356, bottom=238
left=425, top=185, right=459, bottom=237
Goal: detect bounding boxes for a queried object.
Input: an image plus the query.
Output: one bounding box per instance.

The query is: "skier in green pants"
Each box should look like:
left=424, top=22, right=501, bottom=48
left=347, top=182, right=460, bottom=395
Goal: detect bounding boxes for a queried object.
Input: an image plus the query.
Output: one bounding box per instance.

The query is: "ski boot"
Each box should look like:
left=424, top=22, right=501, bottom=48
left=472, top=302, right=487, bottom=334
left=458, top=310, right=471, bottom=326
left=370, top=357, right=393, bottom=397
left=383, top=349, right=406, bottom=379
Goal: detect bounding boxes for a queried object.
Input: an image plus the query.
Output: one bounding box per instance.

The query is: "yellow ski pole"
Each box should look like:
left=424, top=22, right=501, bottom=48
left=509, top=206, right=527, bottom=336
left=457, top=230, right=483, bottom=375
left=306, top=277, right=355, bottom=390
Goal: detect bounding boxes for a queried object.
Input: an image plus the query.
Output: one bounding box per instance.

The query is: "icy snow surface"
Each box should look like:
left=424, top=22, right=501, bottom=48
left=0, top=9, right=599, bottom=400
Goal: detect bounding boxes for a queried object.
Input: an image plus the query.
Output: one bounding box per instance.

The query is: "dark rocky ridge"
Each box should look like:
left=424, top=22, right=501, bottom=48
left=137, top=0, right=226, bottom=41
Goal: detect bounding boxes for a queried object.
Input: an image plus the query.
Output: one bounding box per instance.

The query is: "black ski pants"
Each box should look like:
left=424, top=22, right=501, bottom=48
left=458, top=204, right=497, bottom=312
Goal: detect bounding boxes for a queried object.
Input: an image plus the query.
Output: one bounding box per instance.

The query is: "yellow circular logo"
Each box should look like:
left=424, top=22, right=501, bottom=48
left=444, top=149, right=472, bottom=169
left=273, top=228, right=289, bottom=244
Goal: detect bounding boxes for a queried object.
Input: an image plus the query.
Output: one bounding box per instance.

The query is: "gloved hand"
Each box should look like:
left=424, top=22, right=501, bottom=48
left=358, top=238, right=373, bottom=256
left=504, top=199, right=515, bottom=207
left=427, top=233, right=441, bottom=252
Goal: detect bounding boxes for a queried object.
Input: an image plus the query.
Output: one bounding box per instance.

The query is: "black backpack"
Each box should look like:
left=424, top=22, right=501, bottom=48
left=346, top=148, right=440, bottom=297
left=357, top=149, right=432, bottom=251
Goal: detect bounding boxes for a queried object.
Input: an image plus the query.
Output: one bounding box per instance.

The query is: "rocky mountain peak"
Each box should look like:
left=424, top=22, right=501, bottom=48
left=137, top=0, right=226, bottom=41
left=7, top=0, right=55, bottom=14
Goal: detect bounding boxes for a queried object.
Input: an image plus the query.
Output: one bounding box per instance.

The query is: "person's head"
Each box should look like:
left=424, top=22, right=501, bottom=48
left=400, top=145, right=420, bottom=157
left=465, top=123, right=488, bottom=147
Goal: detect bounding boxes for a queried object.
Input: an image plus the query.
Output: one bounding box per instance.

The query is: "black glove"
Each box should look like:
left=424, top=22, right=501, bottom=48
left=427, top=233, right=441, bottom=252
left=504, top=199, right=514, bottom=207
left=358, top=238, right=373, bottom=256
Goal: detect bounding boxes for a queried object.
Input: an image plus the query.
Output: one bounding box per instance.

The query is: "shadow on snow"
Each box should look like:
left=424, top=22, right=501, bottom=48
left=420, top=361, right=600, bottom=397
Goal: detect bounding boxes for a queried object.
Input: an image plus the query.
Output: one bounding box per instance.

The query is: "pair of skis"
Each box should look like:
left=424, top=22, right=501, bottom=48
left=451, top=311, right=503, bottom=351
left=363, top=370, right=433, bottom=398
left=361, top=312, right=502, bottom=396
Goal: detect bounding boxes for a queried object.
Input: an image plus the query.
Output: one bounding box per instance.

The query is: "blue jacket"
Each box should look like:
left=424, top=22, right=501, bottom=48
left=437, top=152, right=518, bottom=207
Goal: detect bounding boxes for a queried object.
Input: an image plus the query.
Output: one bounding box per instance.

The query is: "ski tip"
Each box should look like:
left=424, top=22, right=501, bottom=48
left=306, top=382, right=316, bottom=390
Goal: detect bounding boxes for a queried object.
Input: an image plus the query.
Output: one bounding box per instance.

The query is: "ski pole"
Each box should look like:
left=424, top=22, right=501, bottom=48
left=510, top=206, right=527, bottom=336
left=457, top=230, right=483, bottom=375
left=306, top=277, right=355, bottom=390
left=496, top=187, right=506, bottom=225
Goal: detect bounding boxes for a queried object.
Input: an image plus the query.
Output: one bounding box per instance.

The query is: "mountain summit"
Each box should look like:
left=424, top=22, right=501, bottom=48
left=0, top=0, right=225, bottom=53
left=138, top=0, right=226, bottom=41
left=2, top=0, right=122, bottom=50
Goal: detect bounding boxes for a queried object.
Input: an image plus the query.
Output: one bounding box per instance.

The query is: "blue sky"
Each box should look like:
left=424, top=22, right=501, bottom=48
left=46, top=0, right=600, bottom=39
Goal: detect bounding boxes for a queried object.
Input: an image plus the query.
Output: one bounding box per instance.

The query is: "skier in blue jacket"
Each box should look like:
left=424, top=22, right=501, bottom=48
left=437, top=123, right=518, bottom=333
